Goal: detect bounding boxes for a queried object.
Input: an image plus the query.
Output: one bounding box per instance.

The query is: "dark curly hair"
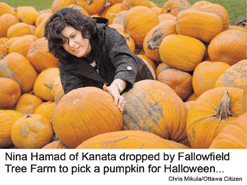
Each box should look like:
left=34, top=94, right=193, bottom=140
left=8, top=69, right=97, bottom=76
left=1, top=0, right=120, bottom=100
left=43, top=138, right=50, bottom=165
left=44, top=7, right=96, bottom=61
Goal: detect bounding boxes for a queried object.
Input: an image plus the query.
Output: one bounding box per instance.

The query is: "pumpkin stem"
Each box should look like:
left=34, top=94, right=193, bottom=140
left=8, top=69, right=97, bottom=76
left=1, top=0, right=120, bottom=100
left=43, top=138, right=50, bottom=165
left=167, top=7, right=172, bottom=13
left=86, top=0, right=92, bottom=5
left=31, top=46, right=35, bottom=53
left=44, top=83, right=53, bottom=89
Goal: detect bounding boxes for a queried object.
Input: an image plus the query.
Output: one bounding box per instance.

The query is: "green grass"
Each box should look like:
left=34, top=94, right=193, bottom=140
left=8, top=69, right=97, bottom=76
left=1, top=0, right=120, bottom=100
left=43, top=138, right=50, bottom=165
left=1, top=0, right=246, bottom=25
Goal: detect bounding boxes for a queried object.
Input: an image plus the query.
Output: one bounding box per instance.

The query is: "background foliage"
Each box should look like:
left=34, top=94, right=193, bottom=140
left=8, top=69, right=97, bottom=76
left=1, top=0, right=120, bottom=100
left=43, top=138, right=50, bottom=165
left=1, top=0, right=246, bottom=25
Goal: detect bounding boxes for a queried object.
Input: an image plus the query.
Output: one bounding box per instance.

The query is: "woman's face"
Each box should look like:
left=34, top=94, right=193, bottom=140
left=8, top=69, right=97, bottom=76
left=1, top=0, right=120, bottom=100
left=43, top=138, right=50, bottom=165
left=61, top=26, right=91, bottom=58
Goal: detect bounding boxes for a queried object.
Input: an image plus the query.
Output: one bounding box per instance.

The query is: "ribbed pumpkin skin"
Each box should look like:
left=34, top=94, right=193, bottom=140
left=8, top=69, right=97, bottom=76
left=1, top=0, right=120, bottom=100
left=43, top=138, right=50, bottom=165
left=0, top=14, right=20, bottom=37
left=42, top=141, right=67, bottom=149
left=11, top=114, right=53, bottom=148
left=0, top=53, right=38, bottom=93
left=192, top=61, right=230, bottom=96
left=195, top=3, right=229, bottom=31
left=27, top=38, right=59, bottom=72
left=76, top=0, right=106, bottom=15
left=242, top=84, right=247, bottom=113
left=9, top=35, right=38, bottom=58
left=208, top=30, right=247, bottom=66
left=122, top=80, right=189, bottom=146
left=15, top=94, right=43, bottom=115
left=121, top=0, right=151, bottom=10
left=209, top=112, right=247, bottom=149
left=124, top=6, right=159, bottom=48
left=157, top=68, right=192, bottom=100
left=33, top=68, right=60, bottom=101
left=0, top=77, right=21, bottom=109
left=51, top=0, right=76, bottom=13
left=52, top=87, right=123, bottom=148
left=76, top=130, right=174, bottom=149
left=7, top=23, right=33, bottom=39
left=159, top=34, right=206, bottom=72
left=0, top=110, right=23, bottom=148
left=143, top=20, right=176, bottom=62
left=176, top=9, right=223, bottom=43
left=214, top=59, right=247, bottom=89
left=187, top=87, right=243, bottom=148
left=16, top=6, right=39, bottom=25
left=160, top=0, right=191, bottom=16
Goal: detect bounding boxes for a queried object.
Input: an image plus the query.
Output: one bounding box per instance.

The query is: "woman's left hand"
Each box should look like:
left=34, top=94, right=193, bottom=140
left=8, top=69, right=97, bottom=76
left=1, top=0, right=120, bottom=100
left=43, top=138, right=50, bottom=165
left=103, top=80, right=126, bottom=113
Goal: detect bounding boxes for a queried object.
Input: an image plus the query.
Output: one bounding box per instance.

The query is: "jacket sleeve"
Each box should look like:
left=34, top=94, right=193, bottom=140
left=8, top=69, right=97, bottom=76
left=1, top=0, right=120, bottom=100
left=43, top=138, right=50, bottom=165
left=105, top=27, right=138, bottom=90
left=59, top=63, right=85, bottom=94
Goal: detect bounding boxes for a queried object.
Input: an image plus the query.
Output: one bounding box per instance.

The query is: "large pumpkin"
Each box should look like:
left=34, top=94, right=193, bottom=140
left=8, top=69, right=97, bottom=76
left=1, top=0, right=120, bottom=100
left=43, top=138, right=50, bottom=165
left=0, top=77, right=21, bottom=109
left=11, top=114, right=53, bottom=148
left=105, top=3, right=122, bottom=25
left=76, top=130, right=185, bottom=149
left=214, top=59, right=247, bottom=89
left=0, top=14, right=20, bottom=37
left=187, top=87, right=243, bottom=148
left=143, top=20, right=176, bottom=62
left=160, top=0, right=191, bottom=16
left=16, top=6, right=39, bottom=25
left=192, top=61, right=230, bottom=96
left=121, top=0, right=151, bottom=10
left=51, top=0, right=76, bottom=13
left=0, top=53, right=38, bottom=93
left=209, top=112, right=247, bottom=149
left=175, top=9, right=223, bottom=43
left=208, top=30, right=247, bottom=65
left=27, top=38, right=59, bottom=72
left=42, top=140, right=67, bottom=149
left=242, top=84, right=247, bottom=114
left=124, top=6, right=159, bottom=48
left=122, top=80, right=189, bottom=146
left=159, top=34, right=206, bottom=72
left=0, top=110, right=23, bottom=148
left=157, top=68, right=192, bottom=100
left=0, top=2, right=17, bottom=17
left=52, top=87, right=123, bottom=148
left=76, top=0, right=106, bottom=15
left=7, top=23, right=34, bottom=38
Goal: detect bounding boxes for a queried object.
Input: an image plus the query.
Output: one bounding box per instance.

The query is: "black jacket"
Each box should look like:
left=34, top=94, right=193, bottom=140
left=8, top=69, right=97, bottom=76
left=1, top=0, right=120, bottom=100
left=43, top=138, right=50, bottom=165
left=59, top=17, right=153, bottom=94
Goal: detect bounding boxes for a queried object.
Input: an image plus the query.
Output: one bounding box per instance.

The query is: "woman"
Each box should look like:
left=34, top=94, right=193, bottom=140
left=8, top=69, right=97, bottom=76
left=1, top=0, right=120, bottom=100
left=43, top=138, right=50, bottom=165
left=44, top=8, right=153, bottom=112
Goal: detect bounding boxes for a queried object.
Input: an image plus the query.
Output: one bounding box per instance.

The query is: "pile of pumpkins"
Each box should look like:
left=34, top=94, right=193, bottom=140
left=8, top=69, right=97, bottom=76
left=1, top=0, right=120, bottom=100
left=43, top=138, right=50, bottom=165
left=0, top=0, right=246, bottom=149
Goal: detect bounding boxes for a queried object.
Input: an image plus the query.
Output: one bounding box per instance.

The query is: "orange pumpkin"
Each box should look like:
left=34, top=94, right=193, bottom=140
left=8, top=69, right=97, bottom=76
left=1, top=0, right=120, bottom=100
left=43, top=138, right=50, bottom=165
left=0, top=77, right=21, bottom=109
left=159, top=34, right=206, bottom=72
left=98, top=3, right=111, bottom=18
left=0, top=38, right=8, bottom=59
left=209, top=112, right=247, bottom=149
left=0, top=110, right=23, bottom=148
left=160, top=0, right=191, bottom=16
left=27, top=38, right=59, bottom=72
left=228, top=25, right=246, bottom=32
left=108, top=23, right=124, bottom=33
left=242, top=84, right=247, bottom=113
left=42, top=140, right=67, bottom=149
left=214, top=59, right=247, bottom=89
left=137, top=54, right=156, bottom=80
left=15, top=94, right=43, bottom=115
left=151, top=7, right=162, bottom=16
left=158, top=13, right=176, bottom=22
left=76, top=0, right=106, bottom=15
left=108, top=0, right=123, bottom=4
left=157, top=68, right=192, bottom=100
left=190, top=1, right=212, bottom=9
left=8, top=35, right=38, bottom=58
left=208, top=30, right=247, bottom=65
left=76, top=130, right=175, bottom=149
left=51, top=0, right=76, bottom=13
left=143, top=20, right=176, bottom=62
left=34, top=101, right=57, bottom=123
left=0, top=14, right=20, bottom=37
left=187, top=87, right=243, bottom=148
left=195, top=3, right=229, bottom=31
left=105, top=3, right=122, bottom=25
left=176, top=9, right=223, bottom=43
left=122, top=80, right=189, bottom=146
left=33, top=67, right=60, bottom=101
left=124, top=6, right=159, bottom=48
left=7, top=22, right=34, bottom=38
left=192, top=61, right=230, bottom=96
left=16, top=6, right=39, bottom=25
left=35, top=12, right=52, bottom=27
left=0, top=53, right=38, bottom=93
left=186, top=92, right=198, bottom=102
left=0, top=2, right=17, bottom=17
left=155, top=62, right=170, bottom=77
left=34, top=16, right=50, bottom=38
left=184, top=101, right=195, bottom=111
left=52, top=87, right=123, bottom=148
left=68, top=4, right=89, bottom=16
left=121, top=0, right=151, bottom=10
left=50, top=76, right=64, bottom=104
left=11, top=114, right=53, bottom=148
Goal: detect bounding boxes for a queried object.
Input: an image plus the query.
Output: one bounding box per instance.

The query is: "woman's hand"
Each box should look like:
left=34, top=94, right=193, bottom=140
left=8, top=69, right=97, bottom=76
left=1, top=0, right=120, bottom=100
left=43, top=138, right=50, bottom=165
left=103, top=79, right=126, bottom=113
